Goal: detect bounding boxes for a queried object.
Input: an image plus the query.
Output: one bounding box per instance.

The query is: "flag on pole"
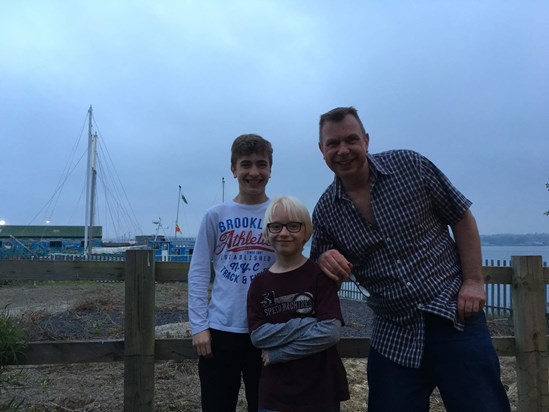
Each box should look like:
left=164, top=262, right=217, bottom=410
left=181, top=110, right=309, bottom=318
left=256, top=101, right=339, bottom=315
left=175, top=224, right=182, bottom=233
left=181, top=195, right=188, bottom=204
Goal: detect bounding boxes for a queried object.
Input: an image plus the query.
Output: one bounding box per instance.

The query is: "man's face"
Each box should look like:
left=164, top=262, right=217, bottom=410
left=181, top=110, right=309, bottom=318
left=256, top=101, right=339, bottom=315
left=319, top=114, right=369, bottom=179
left=231, top=153, right=271, bottom=198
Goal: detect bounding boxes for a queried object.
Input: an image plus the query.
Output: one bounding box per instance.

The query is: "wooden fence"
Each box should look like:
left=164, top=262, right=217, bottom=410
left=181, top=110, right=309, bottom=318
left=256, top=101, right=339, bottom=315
left=1, top=252, right=548, bottom=411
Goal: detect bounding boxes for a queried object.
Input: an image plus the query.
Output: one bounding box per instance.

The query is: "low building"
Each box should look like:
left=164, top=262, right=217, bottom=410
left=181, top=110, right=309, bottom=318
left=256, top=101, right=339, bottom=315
left=0, top=225, right=102, bottom=258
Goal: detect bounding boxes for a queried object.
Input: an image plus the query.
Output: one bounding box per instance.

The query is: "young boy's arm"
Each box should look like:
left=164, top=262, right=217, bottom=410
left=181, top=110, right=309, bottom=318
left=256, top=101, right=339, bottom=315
left=263, top=318, right=342, bottom=365
left=250, top=317, right=317, bottom=348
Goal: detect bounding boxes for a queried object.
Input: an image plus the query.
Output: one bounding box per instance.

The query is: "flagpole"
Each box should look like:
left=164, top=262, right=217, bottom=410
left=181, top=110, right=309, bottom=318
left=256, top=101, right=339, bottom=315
left=175, top=185, right=182, bottom=238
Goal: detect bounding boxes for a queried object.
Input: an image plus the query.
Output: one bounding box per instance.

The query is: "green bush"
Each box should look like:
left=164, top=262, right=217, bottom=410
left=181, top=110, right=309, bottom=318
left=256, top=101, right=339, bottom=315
left=0, top=308, right=27, bottom=368
left=0, top=308, right=28, bottom=411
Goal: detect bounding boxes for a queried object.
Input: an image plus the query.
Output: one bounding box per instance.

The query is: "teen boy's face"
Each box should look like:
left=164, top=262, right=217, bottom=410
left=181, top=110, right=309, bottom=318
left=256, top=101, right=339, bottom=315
left=231, top=153, right=271, bottom=201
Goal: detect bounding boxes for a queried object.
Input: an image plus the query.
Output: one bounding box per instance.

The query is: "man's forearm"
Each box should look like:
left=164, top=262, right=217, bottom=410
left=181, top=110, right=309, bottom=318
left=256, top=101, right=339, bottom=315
left=451, top=210, right=483, bottom=283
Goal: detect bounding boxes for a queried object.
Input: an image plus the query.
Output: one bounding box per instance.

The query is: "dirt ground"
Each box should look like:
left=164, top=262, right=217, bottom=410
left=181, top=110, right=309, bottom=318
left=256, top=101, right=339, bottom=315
left=0, top=282, right=518, bottom=411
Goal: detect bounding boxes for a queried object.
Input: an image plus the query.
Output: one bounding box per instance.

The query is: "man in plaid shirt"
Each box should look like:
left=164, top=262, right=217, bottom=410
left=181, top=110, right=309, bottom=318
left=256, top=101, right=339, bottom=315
left=311, top=107, right=510, bottom=411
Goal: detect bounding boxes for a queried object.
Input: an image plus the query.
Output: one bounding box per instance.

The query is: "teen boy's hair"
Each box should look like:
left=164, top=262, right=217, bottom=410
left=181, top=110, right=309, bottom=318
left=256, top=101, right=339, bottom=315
left=319, top=106, right=367, bottom=141
left=231, top=134, right=273, bottom=167
left=263, top=196, right=313, bottom=242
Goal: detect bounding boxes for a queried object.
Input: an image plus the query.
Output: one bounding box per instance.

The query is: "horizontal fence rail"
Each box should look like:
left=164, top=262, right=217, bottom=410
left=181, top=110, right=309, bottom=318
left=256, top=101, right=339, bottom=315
left=339, top=258, right=549, bottom=320
left=1, top=254, right=548, bottom=412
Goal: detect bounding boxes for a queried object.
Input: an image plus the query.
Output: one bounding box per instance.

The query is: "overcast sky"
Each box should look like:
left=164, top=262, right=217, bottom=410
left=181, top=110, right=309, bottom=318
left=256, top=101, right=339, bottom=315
left=1, top=1, right=547, bottom=239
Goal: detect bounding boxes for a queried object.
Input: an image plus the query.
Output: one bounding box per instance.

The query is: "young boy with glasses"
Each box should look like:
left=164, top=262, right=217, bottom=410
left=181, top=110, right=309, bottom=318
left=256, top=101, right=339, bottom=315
left=247, top=196, right=349, bottom=412
left=188, top=134, right=276, bottom=412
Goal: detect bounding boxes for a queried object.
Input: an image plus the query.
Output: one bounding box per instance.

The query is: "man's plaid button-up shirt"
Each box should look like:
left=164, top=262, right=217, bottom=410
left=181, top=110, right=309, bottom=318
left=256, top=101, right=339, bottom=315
left=311, top=150, right=472, bottom=368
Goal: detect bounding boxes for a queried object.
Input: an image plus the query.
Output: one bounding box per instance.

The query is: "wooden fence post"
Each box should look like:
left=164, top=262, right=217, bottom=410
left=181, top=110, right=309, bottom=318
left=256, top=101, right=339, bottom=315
left=511, top=255, right=549, bottom=412
left=124, top=250, right=156, bottom=411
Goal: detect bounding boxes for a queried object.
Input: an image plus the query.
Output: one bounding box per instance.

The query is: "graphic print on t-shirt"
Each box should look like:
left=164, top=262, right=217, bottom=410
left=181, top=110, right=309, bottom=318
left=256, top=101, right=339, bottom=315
left=260, top=291, right=315, bottom=317
left=215, top=216, right=274, bottom=286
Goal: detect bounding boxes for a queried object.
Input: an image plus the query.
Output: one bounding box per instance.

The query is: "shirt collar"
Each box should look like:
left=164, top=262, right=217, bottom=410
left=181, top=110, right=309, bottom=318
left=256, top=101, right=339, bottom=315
left=367, top=153, right=390, bottom=177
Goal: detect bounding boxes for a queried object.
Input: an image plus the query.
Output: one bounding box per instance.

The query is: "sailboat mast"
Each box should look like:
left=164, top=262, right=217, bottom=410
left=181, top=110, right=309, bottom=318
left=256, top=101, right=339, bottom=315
left=84, top=105, right=93, bottom=255
left=89, top=132, right=98, bottom=254
left=84, top=106, right=98, bottom=256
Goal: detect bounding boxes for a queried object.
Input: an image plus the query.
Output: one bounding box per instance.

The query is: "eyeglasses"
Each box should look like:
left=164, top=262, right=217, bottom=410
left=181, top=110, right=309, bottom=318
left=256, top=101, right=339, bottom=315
left=348, top=274, right=371, bottom=299
left=267, top=222, right=303, bottom=233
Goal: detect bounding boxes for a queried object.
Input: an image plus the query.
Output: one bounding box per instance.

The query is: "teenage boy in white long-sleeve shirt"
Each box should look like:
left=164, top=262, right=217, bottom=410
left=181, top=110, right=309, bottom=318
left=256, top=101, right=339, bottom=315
left=188, top=134, right=275, bottom=412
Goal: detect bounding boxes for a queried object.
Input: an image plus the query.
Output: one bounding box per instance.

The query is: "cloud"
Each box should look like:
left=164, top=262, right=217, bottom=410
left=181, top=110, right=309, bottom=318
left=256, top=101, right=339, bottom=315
left=0, top=0, right=547, bottom=237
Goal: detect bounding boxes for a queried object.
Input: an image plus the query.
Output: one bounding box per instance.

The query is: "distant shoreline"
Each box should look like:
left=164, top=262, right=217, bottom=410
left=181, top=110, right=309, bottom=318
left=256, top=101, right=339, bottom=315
left=480, top=233, right=549, bottom=247
left=481, top=243, right=549, bottom=247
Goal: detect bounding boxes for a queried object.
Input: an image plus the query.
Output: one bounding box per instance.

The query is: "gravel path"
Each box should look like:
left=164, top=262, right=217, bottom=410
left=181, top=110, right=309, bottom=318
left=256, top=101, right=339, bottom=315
left=339, top=297, right=374, bottom=337
left=18, top=295, right=373, bottom=341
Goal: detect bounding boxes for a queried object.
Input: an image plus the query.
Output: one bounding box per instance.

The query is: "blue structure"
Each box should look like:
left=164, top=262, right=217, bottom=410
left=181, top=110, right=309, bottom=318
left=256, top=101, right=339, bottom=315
left=0, top=225, right=102, bottom=258
left=0, top=225, right=195, bottom=262
left=144, top=236, right=195, bottom=262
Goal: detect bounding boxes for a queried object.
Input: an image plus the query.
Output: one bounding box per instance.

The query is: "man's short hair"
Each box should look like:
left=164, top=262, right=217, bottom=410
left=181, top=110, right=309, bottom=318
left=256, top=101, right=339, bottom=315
left=231, top=134, right=273, bottom=167
left=319, top=106, right=367, bottom=141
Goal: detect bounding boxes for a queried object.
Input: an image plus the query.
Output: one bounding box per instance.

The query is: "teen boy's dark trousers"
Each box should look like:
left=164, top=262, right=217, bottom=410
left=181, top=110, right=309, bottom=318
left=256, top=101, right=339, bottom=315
left=198, top=328, right=262, bottom=412
left=367, top=311, right=511, bottom=412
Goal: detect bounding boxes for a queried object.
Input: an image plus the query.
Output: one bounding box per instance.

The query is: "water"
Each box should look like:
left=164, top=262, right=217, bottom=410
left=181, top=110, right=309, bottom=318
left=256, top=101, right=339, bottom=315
left=482, top=245, right=549, bottom=266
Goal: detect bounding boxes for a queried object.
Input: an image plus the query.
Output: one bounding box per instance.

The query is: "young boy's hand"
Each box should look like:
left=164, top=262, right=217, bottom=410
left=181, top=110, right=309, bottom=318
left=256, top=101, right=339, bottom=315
left=192, top=329, right=213, bottom=358
left=261, top=350, right=270, bottom=366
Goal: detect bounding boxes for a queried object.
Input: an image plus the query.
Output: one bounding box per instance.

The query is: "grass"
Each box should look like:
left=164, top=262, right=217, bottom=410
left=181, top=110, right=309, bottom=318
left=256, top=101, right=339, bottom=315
left=0, top=308, right=28, bottom=411
left=0, top=309, right=27, bottom=369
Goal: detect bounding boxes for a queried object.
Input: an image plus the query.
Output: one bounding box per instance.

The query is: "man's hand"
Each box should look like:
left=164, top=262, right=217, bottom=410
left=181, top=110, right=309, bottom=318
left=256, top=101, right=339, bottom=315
left=457, top=279, right=486, bottom=322
left=192, top=329, right=213, bottom=358
left=451, top=210, right=485, bottom=323
left=318, top=249, right=352, bottom=282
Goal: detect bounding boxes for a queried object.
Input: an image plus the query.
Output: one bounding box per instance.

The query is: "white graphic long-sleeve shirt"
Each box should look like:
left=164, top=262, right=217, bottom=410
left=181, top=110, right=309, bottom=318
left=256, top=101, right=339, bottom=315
left=188, top=200, right=275, bottom=334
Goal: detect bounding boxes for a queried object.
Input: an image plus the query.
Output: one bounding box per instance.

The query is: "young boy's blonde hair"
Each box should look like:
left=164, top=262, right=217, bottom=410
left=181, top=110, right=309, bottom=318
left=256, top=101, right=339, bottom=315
left=263, top=196, right=313, bottom=243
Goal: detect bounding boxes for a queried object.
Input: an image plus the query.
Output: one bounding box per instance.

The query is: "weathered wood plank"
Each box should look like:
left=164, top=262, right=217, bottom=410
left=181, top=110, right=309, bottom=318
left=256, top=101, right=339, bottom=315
left=0, top=260, right=549, bottom=284
left=0, top=260, right=200, bottom=282
left=10, top=335, right=528, bottom=366
left=155, top=261, right=190, bottom=282
left=492, top=336, right=516, bottom=356
left=124, top=250, right=155, bottom=412
left=482, top=266, right=513, bottom=284
left=2, top=260, right=546, bottom=284
left=512, top=256, right=549, bottom=412
left=155, top=339, right=198, bottom=360
left=0, top=260, right=124, bottom=281
left=515, top=352, right=549, bottom=412
left=152, top=336, right=524, bottom=359
left=18, top=340, right=124, bottom=364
